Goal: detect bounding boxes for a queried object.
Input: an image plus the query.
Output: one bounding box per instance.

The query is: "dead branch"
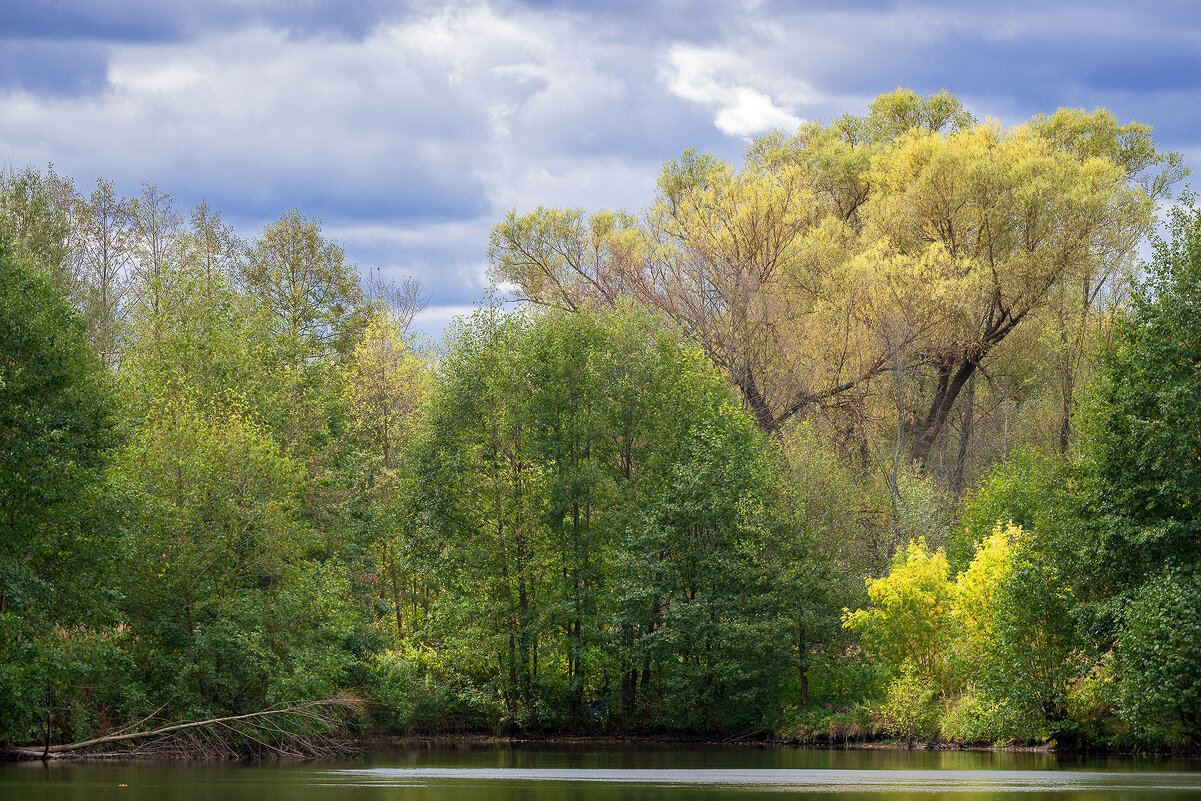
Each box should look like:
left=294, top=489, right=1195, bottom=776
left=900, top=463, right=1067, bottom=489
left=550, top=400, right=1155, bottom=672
left=6, top=692, right=364, bottom=760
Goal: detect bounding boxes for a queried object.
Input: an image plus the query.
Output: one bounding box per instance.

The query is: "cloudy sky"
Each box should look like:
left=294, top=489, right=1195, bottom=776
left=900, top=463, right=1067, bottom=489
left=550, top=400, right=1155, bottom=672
left=3, top=0, right=1199, bottom=336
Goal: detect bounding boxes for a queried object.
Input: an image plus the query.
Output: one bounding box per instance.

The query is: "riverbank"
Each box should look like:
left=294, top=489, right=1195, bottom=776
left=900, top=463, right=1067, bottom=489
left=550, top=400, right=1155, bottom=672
left=363, top=732, right=1074, bottom=756
left=0, top=731, right=1049, bottom=763
left=9, top=719, right=1196, bottom=762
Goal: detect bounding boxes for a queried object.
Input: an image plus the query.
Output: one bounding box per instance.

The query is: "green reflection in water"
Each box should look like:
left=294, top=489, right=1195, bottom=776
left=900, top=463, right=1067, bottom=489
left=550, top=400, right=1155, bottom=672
left=3, top=744, right=1201, bottom=801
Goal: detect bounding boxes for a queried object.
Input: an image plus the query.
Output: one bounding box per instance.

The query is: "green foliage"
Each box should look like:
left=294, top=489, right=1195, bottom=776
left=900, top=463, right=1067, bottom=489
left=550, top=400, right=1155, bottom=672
left=1085, top=200, right=1201, bottom=592
left=0, top=243, right=129, bottom=745
left=1065, top=661, right=1118, bottom=747
left=979, top=545, right=1081, bottom=733
left=893, top=467, right=958, bottom=558
left=1115, top=571, right=1201, bottom=748
left=1032, top=107, right=1187, bottom=201
left=244, top=209, right=366, bottom=361
left=776, top=703, right=875, bottom=744
left=803, top=650, right=885, bottom=706
left=0, top=247, right=118, bottom=562
left=111, top=389, right=377, bottom=721
left=956, top=451, right=1060, bottom=567
left=949, top=523, right=1019, bottom=685
left=878, top=669, right=940, bottom=744
left=119, top=257, right=278, bottom=422
left=940, top=692, right=1045, bottom=745
left=845, top=520, right=1090, bottom=745
left=405, top=303, right=817, bottom=730
left=2, top=106, right=1195, bottom=751
left=0, top=165, right=78, bottom=295
left=781, top=422, right=886, bottom=583
left=371, top=645, right=504, bottom=733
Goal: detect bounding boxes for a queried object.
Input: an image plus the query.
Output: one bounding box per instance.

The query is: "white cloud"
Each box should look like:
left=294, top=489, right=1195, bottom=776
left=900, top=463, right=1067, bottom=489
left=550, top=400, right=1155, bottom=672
left=414, top=303, right=480, bottom=326
left=324, top=219, right=494, bottom=251
left=0, top=4, right=681, bottom=320
left=8, top=0, right=1194, bottom=346
left=660, top=44, right=803, bottom=137
left=714, top=88, right=803, bottom=137
left=482, top=154, right=660, bottom=213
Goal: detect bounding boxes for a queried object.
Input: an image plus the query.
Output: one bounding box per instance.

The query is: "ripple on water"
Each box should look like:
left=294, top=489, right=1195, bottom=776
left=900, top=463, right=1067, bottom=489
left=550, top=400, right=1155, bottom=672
left=318, top=767, right=1201, bottom=793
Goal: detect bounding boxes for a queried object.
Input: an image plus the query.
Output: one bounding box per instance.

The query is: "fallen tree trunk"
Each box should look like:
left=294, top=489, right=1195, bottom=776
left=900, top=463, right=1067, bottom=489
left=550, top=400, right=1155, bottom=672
left=5, top=692, right=364, bottom=760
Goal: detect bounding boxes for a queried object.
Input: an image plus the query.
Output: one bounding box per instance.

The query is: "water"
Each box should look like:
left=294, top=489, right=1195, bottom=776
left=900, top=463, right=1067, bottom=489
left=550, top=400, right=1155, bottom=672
left=3, top=743, right=1201, bottom=800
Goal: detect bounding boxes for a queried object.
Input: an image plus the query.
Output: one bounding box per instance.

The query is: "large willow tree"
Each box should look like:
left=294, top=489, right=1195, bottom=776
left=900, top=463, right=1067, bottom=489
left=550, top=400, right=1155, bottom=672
left=489, top=90, right=1181, bottom=473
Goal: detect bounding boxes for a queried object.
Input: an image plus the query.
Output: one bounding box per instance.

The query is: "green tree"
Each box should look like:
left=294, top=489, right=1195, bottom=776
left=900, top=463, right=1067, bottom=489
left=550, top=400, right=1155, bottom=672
left=75, top=178, right=137, bottom=363
left=406, top=303, right=807, bottom=729
left=114, top=389, right=373, bottom=719
left=244, top=210, right=365, bottom=361
left=128, top=182, right=182, bottom=350
left=0, top=240, right=126, bottom=745
left=1115, top=571, right=1201, bottom=747
left=0, top=164, right=81, bottom=297
left=343, top=312, right=431, bottom=644
left=1085, top=200, right=1201, bottom=592
left=979, top=543, right=1080, bottom=736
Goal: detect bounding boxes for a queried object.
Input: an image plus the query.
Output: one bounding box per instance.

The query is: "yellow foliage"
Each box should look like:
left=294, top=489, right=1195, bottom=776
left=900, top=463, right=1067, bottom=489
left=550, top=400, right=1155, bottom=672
left=343, top=312, right=431, bottom=471
left=844, top=522, right=1026, bottom=695
left=488, top=89, right=1171, bottom=461
left=843, top=538, right=954, bottom=687
left=952, top=522, right=1022, bottom=677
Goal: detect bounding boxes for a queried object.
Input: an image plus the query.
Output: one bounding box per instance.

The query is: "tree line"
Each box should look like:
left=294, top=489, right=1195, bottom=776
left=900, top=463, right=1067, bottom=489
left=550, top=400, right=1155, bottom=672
left=2, top=88, right=1200, bottom=753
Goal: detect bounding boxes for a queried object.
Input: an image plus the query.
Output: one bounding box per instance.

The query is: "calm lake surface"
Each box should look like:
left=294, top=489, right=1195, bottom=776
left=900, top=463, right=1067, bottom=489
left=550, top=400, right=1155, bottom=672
left=4, top=743, right=1201, bottom=800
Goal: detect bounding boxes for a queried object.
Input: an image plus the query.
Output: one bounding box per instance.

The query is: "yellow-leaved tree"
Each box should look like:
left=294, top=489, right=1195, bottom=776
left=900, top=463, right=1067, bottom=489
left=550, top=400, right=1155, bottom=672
left=951, top=522, right=1021, bottom=681
left=344, top=313, right=429, bottom=472
left=488, top=89, right=1179, bottom=481
left=843, top=538, right=955, bottom=688
left=861, top=122, right=1153, bottom=464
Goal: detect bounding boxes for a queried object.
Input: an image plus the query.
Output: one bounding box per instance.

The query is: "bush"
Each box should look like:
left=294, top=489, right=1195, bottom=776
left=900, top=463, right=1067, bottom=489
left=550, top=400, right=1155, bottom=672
left=877, top=669, right=940, bottom=745
left=1115, top=571, right=1201, bottom=748
left=940, top=691, right=1047, bottom=745
left=843, top=539, right=954, bottom=688
left=776, top=704, right=875, bottom=744
left=1064, top=661, right=1117, bottom=748
left=370, top=645, right=504, bottom=733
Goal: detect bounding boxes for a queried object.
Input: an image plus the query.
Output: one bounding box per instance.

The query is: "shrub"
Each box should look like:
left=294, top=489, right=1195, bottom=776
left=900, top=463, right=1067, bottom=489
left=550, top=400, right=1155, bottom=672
left=1115, top=571, right=1201, bottom=749
left=877, top=668, right=940, bottom=745
left=370, top=645, right=505, bottom=733
left=940, top=691, right=1047, bottom=745
left=843, top=539, right=954, bottom=688
left=1064, top=661, right=1117, bottom=748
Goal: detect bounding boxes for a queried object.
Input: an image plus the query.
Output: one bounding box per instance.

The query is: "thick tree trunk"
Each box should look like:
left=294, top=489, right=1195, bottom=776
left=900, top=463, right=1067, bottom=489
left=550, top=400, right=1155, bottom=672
left=733, top=365, right=778, bottom=433
left=912, top=359, right=979, bottom=466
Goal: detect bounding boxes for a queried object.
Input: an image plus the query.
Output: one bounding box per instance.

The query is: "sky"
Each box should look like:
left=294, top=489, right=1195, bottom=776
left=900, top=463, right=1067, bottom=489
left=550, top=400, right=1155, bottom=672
left=3, top=0, right=1200, bottom=337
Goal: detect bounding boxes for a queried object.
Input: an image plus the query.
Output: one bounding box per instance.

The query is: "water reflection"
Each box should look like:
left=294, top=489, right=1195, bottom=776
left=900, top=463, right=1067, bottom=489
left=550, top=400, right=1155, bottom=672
left=3, top=744, right=1201, bottom=800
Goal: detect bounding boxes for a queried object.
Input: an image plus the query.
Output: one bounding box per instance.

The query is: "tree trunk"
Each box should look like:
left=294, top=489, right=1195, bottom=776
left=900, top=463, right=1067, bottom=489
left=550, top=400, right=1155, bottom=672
left=951, top=371, right=976, bottom=495
left=912, top=359, right=979, bottom=466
